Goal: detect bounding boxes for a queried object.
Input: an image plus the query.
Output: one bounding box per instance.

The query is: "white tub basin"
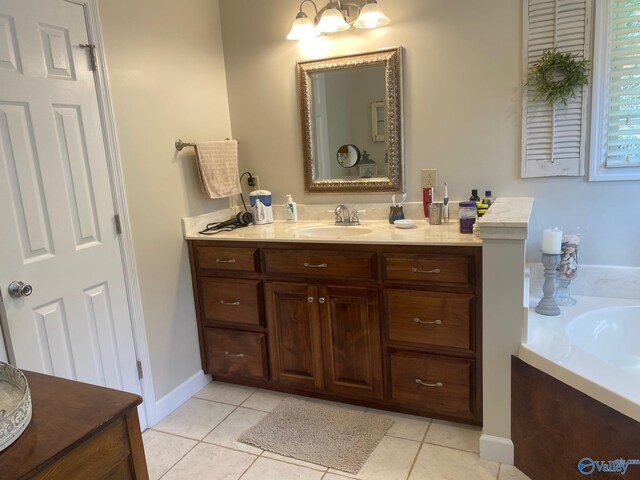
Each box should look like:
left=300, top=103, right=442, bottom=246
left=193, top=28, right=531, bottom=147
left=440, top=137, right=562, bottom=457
left=293, top=226, right=373, bottom=238
left=566, top=306, right=640, bottom=371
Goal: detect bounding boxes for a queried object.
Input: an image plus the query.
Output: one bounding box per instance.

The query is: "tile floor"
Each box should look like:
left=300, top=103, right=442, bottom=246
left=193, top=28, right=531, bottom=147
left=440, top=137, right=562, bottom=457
left=145, top=381, right=531, bottom=480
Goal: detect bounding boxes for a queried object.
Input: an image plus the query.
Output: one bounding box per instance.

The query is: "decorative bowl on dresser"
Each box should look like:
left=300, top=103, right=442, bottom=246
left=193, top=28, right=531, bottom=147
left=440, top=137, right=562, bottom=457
left=188, top=234, right=482, bottom=425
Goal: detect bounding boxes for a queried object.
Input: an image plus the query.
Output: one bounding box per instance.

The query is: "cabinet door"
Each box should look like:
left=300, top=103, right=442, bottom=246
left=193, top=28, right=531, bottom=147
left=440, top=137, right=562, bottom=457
left=319, top=286, right=383, bottom=399
left=264, top=282, right=324, bottom=390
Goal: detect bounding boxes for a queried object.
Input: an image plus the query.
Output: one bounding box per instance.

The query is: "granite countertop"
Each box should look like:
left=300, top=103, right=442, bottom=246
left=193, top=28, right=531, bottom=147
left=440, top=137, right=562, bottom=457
left=184, top=219, right=482, bottom=246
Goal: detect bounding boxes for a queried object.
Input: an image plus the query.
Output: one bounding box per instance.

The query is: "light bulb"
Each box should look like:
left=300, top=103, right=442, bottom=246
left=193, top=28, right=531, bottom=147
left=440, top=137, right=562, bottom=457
left=287, top=12, right=319, bottom=40
left=317, top=3, right=350, bottom=33
left=354, top=0, right=390, bottom=29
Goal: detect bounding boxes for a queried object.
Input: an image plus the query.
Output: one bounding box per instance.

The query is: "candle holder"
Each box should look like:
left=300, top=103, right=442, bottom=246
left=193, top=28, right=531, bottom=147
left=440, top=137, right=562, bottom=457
left=535, top=253, right=561, bottom=316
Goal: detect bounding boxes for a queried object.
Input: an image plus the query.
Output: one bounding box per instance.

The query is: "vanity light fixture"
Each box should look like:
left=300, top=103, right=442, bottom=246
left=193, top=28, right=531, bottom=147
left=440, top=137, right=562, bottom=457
left=286, top=0, right=390, bottom=40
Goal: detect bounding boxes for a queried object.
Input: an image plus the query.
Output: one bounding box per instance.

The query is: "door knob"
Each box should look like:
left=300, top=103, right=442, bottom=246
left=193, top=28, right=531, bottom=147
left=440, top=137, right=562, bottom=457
left=8, top=281, right=33, bottom=298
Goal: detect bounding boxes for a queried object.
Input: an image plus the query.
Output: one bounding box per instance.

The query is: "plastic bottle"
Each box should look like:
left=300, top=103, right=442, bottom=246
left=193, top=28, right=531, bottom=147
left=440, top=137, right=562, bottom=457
left=285, top=194, right=298, bottom=223
left=470, top=189, right=480, bottom=202
left=482, top=190, right=494, bottom=207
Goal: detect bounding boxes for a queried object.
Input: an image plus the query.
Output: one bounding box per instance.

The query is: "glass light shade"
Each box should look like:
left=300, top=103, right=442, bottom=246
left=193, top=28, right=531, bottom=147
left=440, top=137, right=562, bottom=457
left=354, top=1, right=391, bottom=29
left=317, top=6, right=350, bottom=33
left=287, top=14, right=319, bottom=40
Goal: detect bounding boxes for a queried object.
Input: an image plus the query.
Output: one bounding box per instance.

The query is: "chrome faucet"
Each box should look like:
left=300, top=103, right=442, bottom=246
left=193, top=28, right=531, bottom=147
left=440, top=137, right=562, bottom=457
left=334, top=204, right=360, bottom=225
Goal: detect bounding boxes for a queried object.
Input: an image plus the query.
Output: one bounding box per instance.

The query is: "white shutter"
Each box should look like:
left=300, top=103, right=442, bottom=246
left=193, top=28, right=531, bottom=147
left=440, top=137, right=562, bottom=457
left=522, top=0, right=592, bottom=178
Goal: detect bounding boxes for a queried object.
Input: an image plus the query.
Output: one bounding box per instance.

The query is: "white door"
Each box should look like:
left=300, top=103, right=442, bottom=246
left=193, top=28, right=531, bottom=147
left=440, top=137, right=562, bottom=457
left=0, top=0, right=141, bottom=397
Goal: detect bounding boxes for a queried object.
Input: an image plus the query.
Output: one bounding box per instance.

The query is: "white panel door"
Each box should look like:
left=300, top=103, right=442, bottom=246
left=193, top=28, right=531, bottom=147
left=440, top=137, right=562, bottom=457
left=0, top=0, right=140, bottom=396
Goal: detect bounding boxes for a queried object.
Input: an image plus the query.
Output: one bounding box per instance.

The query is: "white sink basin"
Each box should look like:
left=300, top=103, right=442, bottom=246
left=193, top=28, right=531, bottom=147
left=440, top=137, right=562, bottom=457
left=294, top=226, right=373, bottom=238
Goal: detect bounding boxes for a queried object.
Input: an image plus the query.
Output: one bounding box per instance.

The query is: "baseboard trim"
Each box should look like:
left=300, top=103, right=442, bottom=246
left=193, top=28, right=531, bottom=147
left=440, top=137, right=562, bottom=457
left=480, top=434, right=514, bottom=464
left=153, top=370, right=211, bottom=426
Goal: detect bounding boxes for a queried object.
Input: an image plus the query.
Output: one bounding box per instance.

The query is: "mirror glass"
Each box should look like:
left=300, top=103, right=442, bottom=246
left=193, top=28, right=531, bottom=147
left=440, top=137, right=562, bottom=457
left=297, top=47, right=404, bottom=193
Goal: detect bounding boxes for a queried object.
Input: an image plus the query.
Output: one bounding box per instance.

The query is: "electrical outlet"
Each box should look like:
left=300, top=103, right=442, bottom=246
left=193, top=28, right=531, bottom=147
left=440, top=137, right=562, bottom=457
left=247, top=175, right=260, bottom=189
left=421, top=169, right=437, bottom=191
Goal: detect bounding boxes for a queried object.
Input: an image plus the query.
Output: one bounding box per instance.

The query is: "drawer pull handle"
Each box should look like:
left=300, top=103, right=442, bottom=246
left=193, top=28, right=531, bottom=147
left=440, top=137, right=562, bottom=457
left=413, top=318, right=442, bottom=325
left=216, top=258, right=237, bottom=264
left=225, top=352, right=245, bottom=358
left=411, top=267, right=441, bottom=274
left=415, top=379, right=443, bottom=387
left=304, top=262, right=328, bottom=268
left=220, top=300, right=240, bottom=306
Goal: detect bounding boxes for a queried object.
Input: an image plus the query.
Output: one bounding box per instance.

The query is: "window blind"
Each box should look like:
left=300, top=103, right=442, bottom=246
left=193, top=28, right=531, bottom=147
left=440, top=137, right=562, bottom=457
left=522, top=0, right=591, bottom=178
left=605, top=0, right=640, bottom=167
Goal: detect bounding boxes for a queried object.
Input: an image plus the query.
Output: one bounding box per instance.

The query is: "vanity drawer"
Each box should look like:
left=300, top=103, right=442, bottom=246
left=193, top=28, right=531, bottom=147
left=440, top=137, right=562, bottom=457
left=195, top=246, right=259, bottom=273
left=382, top=253, right=472, bottom=286
left=389, top=350, right=474, bottom=418
left=386, top=290, right=474, bottom=351
left=206, top=328, right=268, bottom=381
left=200, top=278, right=262, bottom=327
left=263, top=249, right=376, bottom=280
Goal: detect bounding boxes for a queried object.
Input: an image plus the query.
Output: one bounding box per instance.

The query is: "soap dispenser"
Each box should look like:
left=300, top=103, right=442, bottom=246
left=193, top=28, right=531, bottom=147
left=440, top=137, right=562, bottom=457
left=285, top=194, right=298, bottom=223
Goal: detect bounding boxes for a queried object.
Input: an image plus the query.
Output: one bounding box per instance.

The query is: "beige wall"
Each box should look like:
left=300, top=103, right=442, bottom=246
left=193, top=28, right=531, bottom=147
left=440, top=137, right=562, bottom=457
left=219, top=0, right=640, bottom=266
left=100, top=0, right=232, bottom=399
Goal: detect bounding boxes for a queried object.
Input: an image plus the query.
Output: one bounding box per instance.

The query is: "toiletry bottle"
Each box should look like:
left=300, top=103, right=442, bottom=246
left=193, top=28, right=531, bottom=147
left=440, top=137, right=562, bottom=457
left=285, top=194, right=298, bottom=223
left=470, top=189, right=480, bottom=202
left=482, top=190, right=494, bottom=207
left=443, top=182, right=449, bottom=222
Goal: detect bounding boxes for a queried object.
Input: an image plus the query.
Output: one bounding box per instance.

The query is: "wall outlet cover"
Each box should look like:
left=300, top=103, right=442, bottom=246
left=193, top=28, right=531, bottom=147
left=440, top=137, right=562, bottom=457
left=421, top=169, right=437, bottom=191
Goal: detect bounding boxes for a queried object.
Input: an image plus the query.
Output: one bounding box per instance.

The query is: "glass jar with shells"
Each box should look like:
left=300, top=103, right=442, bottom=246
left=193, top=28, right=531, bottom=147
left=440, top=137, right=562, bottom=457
left=555, top=234, right=580, bottom=306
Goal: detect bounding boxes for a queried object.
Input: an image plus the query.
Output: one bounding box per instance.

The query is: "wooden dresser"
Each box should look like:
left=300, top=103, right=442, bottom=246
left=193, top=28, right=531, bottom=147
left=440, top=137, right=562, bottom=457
left=0, top=371, right=148, bottom=480
left=189, top=240, right=482, bottom=425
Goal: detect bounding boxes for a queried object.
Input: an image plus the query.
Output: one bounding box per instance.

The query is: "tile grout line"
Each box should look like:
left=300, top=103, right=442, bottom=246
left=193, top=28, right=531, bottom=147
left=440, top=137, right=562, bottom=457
left=404, top=441, right=425, bottom=480
left=156, top=439, right=200, bottom=480
left=496, top=462, right=502, bottom=480
left=421, top=439, right=482, bottom=456
left=237, top=451, right=261, bottom=480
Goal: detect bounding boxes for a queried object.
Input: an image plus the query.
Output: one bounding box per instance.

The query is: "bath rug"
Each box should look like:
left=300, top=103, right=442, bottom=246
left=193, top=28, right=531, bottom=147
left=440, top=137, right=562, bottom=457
left=238, top=397, right=393, bottom=474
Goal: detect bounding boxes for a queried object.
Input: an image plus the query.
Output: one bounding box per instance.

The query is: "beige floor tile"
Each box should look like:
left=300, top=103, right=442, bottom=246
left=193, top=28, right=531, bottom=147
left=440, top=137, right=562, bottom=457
left=499, top=464, right=532, bottom=480
left=203, top=407, right=268, bottom=454
left=242, top=389, right=288, bottom=412
left=366, top=408, right=431, bottom=442
left=153, top=397, right=235, bottom=440
left=423, top=419, right=481, bottom=453
left=323, top=475, right=355, bottom=480
left=240, top=457, right=324, bottom=480
left=261, top=451, right=327, bottom=471
left=408, top=444, right=499, bottom=480
left=194, top=381, right=256, bottom=405
left=142, top=429, right=197, bottom=480
left=328, top=435, right=420, bottom=480
left=162, top=443, right=256, bottom=480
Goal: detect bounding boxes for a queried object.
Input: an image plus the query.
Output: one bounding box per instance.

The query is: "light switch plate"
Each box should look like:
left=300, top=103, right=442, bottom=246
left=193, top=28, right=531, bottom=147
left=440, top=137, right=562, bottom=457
left=421, top=169, right=437, bottom=191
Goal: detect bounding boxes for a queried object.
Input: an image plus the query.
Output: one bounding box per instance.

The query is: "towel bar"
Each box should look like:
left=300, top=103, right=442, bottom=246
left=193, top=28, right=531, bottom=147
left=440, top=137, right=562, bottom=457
left=175, top=138, right=238, bottom=151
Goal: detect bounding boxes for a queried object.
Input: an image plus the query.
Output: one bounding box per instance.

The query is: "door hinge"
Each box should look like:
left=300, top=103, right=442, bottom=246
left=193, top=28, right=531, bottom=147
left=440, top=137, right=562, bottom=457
left=79, top=43, right=98, bottom=71
left=114, top=214, right=122, bottom=235
left=137, top=360, right=144, bottom=379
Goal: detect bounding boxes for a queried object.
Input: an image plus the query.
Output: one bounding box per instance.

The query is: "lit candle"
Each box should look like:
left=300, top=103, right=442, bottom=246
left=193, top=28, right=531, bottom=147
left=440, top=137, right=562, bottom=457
left=542, top=228, right=563, bottom=254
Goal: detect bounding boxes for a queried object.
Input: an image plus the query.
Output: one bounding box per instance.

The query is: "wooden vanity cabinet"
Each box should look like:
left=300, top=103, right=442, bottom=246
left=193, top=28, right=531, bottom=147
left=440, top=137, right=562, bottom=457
left=188, top=240, right=482, bottom=425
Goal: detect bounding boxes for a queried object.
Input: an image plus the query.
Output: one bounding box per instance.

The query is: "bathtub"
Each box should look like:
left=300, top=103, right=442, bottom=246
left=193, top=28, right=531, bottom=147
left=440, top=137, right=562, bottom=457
left=518, top=296, right=640, bottom=423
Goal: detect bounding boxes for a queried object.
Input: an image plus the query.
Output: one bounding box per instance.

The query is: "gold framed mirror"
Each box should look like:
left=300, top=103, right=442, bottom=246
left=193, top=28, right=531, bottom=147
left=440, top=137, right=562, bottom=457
left=296, top=47, right=404, bottom=193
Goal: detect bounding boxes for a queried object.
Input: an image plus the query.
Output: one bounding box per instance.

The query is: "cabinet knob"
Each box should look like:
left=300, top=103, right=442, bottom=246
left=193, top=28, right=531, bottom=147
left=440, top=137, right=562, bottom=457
left=319, top=297, right=326, bottom=304
left=411, top=267, right=441, bottom=274
left=412, top=318, right=442, bottom=325
left=415, top=379, right=443, bottom=387
left=308, top=296, right=314, bottom=303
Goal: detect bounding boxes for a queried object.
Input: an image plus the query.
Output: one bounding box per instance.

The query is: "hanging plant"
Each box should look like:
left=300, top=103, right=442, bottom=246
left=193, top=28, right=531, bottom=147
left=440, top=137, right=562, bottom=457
left=528, top=49, right=590, bottom=106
